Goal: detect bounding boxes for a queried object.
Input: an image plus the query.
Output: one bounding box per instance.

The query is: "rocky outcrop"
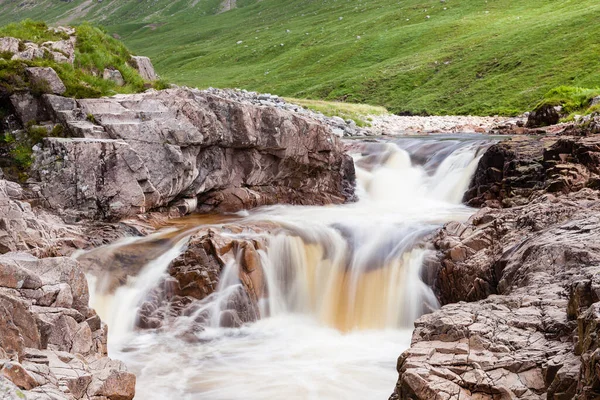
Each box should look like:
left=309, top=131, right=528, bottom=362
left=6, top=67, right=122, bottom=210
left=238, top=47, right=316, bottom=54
left=463, top=136, right=600, bottom=208
left=391, top=136, right=600, bottom=399
left=29, top=88, right=355, bottom=220
left=0, top=252, right=135, bottom=399
left=1, top=33, right=76, bottom=64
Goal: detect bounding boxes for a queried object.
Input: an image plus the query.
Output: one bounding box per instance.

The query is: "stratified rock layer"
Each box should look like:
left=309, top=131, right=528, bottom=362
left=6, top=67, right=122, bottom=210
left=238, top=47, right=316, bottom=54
left=391, top=136, right=600, bottom=400
left=0, top=252, right=135, bottom=400
left=30, top=88, right=355, bottom=220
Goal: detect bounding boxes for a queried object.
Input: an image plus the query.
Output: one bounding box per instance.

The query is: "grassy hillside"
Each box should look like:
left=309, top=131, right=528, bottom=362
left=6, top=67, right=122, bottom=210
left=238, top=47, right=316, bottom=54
left=1, top=0, right=599, bottom=115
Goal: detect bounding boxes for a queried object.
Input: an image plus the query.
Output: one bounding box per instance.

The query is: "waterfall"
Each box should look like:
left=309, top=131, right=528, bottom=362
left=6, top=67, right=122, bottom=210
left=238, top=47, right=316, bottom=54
left=84, top=136, right=490, bottom=400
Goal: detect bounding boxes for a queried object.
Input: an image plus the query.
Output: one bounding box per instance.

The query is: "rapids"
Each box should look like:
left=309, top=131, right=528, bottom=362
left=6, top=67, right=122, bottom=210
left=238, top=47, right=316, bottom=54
left=83, top=136, right=491, bottom=400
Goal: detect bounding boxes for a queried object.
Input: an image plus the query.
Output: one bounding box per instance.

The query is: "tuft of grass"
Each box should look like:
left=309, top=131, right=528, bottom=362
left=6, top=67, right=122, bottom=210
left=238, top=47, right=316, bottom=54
left=285, top=97, right=388, bottom=127
left=538, top=85, right=600, bottom=114
left=0, top=19, right=68, bottom=43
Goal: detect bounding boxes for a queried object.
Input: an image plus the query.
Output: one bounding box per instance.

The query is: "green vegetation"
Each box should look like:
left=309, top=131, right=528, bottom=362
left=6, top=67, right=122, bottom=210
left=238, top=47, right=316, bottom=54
left=285, top=97, right=387, bottom=127
left=0, top=21, right=162, bottom=99
left=0, top=20, right=167, bottom=179
left=1, top=0, right=599, bottom=115
left=536, top=86, right=600, bottom=120
left=0, top=19, right=69, bottom=43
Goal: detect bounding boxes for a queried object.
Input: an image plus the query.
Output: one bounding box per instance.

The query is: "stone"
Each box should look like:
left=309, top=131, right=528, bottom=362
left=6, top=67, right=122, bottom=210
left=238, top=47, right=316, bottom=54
left=1, top=361, right=38, bottom=390
left=0, top=37, right=19, bottom=54
left=25, top=67, right=66, bottom=95
left=103, top=68, right=125, bottom=86
left=463, top=136, right=600, bottom=207
left=390, top=138, right=600, bottom=399
left=130, top=56, right=157, bottom=81
left=9, top=92, right=48, bottom=124
left=31, top=88, right=356, bottom=220
left=0, top=375, right=25, bottom=399
left=526, top=104, right=561, bottom=128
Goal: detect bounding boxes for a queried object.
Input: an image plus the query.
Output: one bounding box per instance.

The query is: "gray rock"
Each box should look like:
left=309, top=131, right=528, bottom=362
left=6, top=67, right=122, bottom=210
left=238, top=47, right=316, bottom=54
left=130, top=55, right=157, bottom=81
left=31, top=88, right=355, bottom=220
left=25, top=67, right=66, bottom=95
left=9, top=92, right=48, bottom=124
left=102, top=68, right=125, bottom=86
left=0, top=37, right=19, bottom=54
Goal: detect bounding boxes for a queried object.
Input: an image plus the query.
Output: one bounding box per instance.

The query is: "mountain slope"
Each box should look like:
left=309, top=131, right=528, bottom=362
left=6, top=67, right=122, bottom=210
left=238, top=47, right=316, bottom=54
left=1, top=0, right=599, bottom=115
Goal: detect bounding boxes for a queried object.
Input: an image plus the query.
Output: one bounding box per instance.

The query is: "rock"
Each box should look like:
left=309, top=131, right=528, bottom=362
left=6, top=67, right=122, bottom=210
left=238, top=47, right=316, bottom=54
left=1, top=361, right=38, bottom=390
left=130, top=56, right=157, bottom=81
left=25, top=67, right=66, bottom=95
left=87, top=358, right=136, bottom=400
left=0, top=251, right=135, bottom=399
left=0, top=37, right=19, bottom=54
left=0, top=254, right=43, bottom=290
left=45, top=38, right=75, bottom=64
left=11, top=43, right=45, bottom=62
left=0, top=375, right=25, bottom=399
left=526, top=104, right=561, bottom=128
left=9, top=92, right=49, bottom=124
left=31, top=88, right=355, bottom=220
left=103, top=68, right=125, bottom=86
left=135, top=228, right=266, bottom=330
left=391, top=142, right=600, bottom=399
left=463, top=136, right=600, bottom=207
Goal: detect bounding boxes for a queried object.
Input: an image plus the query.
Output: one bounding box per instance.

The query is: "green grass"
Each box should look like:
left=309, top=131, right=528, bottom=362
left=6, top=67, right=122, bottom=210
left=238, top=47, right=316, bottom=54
left=285, top=97, right=387, bottom=127
left=1, top=1, right=600, bottom=115
left=0, top=21, right=164, bottom=98
left=536, top=85, right=600, bottom=120
left=0, top=20, right=167, bottom=178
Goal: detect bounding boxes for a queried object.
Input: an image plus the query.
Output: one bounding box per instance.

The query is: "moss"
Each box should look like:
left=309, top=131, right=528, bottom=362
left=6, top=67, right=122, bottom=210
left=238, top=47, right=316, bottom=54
left=86, top=113, right=97, bottom=123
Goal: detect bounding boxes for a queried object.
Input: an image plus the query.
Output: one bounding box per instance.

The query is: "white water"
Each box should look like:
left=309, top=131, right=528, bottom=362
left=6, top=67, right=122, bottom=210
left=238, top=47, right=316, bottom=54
left=84, top=137, right=489, bottom=400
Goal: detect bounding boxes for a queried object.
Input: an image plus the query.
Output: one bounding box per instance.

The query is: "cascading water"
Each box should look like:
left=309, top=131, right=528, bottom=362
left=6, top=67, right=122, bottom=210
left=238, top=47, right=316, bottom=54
left=84, top=136, right=490, bottom=400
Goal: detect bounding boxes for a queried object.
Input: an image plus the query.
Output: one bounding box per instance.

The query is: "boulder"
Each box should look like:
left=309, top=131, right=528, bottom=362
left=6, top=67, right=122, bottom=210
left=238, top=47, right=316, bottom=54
left=103, top=68, right=125, bottom=86
left=25, top=67, right=66, bottom=95
left=463, top=136, right=600, bottom=207
left=526, top=104, right=561, bottom=128
left=31, top=88, right=355, bottom=220
left=9, top=92, right=48, bottom=124
left=130, top=56, right=157, bottom=81
left=135, top=228, right=268, bottom=330
left=0, top=37, right=19, bottom=54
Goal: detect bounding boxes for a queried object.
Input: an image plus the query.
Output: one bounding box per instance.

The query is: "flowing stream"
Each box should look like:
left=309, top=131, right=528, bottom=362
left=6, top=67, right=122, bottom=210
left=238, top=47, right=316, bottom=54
left=84, top=136, right=491, bottom=400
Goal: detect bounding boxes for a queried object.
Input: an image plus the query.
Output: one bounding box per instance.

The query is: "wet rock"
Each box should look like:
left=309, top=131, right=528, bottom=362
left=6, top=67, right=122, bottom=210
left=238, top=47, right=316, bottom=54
left=392, top=158, right=600, bottom=399
left=526, top=104, right=561, bottom=128
left=135, top=227, right=269, bottom=330
left=463, top=136, right=600, bottom=207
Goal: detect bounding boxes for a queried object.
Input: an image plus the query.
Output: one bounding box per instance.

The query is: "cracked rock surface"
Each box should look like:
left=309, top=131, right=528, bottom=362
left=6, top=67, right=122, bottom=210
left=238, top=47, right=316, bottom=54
left=391, top=135, right=600, bottom=400
left=27, top=88, right=355, bottom=220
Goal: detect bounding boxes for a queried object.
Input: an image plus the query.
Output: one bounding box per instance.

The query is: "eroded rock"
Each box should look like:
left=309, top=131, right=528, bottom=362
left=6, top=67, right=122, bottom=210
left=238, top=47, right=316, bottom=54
left=31, top=88, right=355, bottom=220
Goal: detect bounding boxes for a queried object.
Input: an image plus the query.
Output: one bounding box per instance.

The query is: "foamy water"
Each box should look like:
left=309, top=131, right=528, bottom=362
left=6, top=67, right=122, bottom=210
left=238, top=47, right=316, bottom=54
left=84, top=137, right=490, bottom=400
